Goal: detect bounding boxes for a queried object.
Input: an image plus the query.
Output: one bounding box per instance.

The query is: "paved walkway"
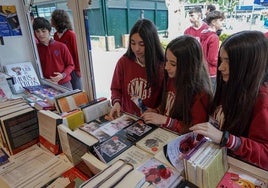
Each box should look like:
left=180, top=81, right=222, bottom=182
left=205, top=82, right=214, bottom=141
left=91, top=48, right=125, bottom=99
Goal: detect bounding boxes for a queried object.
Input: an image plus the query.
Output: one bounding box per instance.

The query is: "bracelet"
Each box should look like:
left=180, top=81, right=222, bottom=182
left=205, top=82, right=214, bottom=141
left=220, top=131, right=229, bottom=147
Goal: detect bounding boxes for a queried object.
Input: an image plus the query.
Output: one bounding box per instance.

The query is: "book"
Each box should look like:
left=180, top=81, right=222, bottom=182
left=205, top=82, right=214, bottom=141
left=163, top=132, right=207, bottom=174
left=0, top=145, right=73, bottom=188
left=23, top=93, right=44, bottom=103
left=61, top=166, right=89, bottom=186
left=79, top=113, right=138, bottom=142
left=217, top=168, right=267, bottom=188
left=125, top=120, right=158, bottom=143
left=0, top=98, right=25, bottom=109
left=81, top=99, right=112, bottom=123
left=0, top=147, right=9, bottom=165
left=4, top=62, right=40, bottom=94
left=82, top=152, right=108, bottom=175
left=34, top=100, right=56, bottom=111
left=93, top=131, right=133, bottom=163
left=109, top=145, right=153, bottom=168
left=135, top=128, right=178, bottom=155
left=54, top=90, right=89, bottom=113
left=137, top=157, right=183, bottom=188
left=80, top=159, right=135, bottom=188
left=57, top=124, right=99, bottom=165
left=0, top=72, right=13, bottom=101
left=183, top=141, right=228, bottom=188
left=0, top=107, right=39, bottom=155
left=0, top=101, right=29, bottom=117
left=198, top=146, right=228, bottom=188
left=38, top=110, right=62, bottom=154
left=218, top=156, right=268, bottom=187
left=24, top=84, right=64, bottom=103
left=62, top=109, right=85, bottom=130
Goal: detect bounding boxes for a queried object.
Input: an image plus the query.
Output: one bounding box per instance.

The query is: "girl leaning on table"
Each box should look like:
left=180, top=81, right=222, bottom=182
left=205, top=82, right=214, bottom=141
left=141, top=35, right=213, bottom=134
left=190, top=30, right=268, bottom=170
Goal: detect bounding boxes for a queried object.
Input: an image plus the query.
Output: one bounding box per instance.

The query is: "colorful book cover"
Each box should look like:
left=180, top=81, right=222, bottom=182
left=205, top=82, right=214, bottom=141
left=125, top=120, right=157, bottom=143
left=217, top=170, right=267, bottom=188
left=93, top=132, right=133, bottom=163
left=80, top=114, right=137, bottom=143
left=165, top=132, right=207, bottom=172
left=24, top=84, right=63, bottom=100
left=137, top=157, right=182, bottom=188
left=4, top=62, right=40, bottom=93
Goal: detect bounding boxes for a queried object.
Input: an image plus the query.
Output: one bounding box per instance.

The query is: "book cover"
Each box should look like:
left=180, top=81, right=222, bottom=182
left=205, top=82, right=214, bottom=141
left=0, top=107, right=39, bottom=155
left=125, top=120, right=158, bottom=143
left=109, top=145, right=153, bottom=168
left=55, top=90, right=89, bottom=113
left=34, top=100, right=56, bottom=111
left=23, top=93, right=44, bottom=103
left=81, top=99, right=112, bottom=123
left=0, top=72, right=13, bottom=101
left=93, top=131, right=133, bottom=163
left=24, top=84, right=63, bottom=102
left=165, top=132, right=207, bottom=173
left=217, top=170, right=267, bottom=188
left=137, top=157, right=182, bottom=188
left=62, top=109, right=85, bottom=130
left=80, top=113, right=138, bottom=143
left=136, top=128, right=178, bottom=155
left=38, top=110, right=62, bottom=154
left=4, top=62, right=40, bottom=94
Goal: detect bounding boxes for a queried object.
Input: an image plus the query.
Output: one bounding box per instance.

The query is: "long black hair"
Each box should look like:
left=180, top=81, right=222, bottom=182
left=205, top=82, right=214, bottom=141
left=160, top=35, right=212, bottom=127
left=124, top=19, right=164, bottom=88
left=212, top=30, right=268, bottom=136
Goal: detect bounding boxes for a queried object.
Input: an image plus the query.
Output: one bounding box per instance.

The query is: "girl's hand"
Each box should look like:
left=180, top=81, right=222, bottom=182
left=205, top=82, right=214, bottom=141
left=141, top=112, right=167, bottom=125
left=109, top=102, right=121, bottom=120
left=189, top=122, right=223, bottom=144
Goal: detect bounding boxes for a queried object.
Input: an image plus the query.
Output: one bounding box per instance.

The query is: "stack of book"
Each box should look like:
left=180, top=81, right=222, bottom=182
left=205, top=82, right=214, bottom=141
left=0, top=98, right=39, bottom=155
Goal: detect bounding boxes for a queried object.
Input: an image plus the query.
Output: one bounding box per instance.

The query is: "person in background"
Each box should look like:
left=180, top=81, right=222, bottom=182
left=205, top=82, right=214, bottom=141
left=204, top=4, right=216, bottom=18
left=141, top=35, right=212, bottom=134
left=33, top=17, right=74, bottom=89
left=109, top=19, right=165, bottom=119
left=265, top=32, right=268, bottom=38
left=51, top=9, right=82, bottom=90
left=203, top=4, right=222, bottom=36
left=200, top=10, right=225, bottom=92
left=190, top=30, right=268, bottom=170
left=184, top=6, right=208, bottom=42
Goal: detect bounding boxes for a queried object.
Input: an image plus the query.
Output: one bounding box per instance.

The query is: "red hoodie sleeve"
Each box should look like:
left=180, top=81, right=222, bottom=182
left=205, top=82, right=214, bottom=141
left=162, top=92, right=210, bottom=134
left=228, top=99, right=268, bottom=170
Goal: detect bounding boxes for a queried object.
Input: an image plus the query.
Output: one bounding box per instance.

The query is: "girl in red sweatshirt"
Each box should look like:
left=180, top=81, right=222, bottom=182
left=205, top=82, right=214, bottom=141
left=190, top=31, right=268, bottom=170
left=142, top=36, right=213, bottom=134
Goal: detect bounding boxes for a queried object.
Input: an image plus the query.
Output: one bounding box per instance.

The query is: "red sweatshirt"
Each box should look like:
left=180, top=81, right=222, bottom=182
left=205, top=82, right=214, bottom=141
left=110, top=56, right=164, bottom=116
left=162, top=78, right=210, bottom=134
left=213, top=84, right=268, bottom=170
left=200, top=30, right=219, bottom=77
left=54, top=30, right=81, bottom=77
left=37, top=39, right=74, bottom=85
left=184, top=22, right=208, bottom=42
